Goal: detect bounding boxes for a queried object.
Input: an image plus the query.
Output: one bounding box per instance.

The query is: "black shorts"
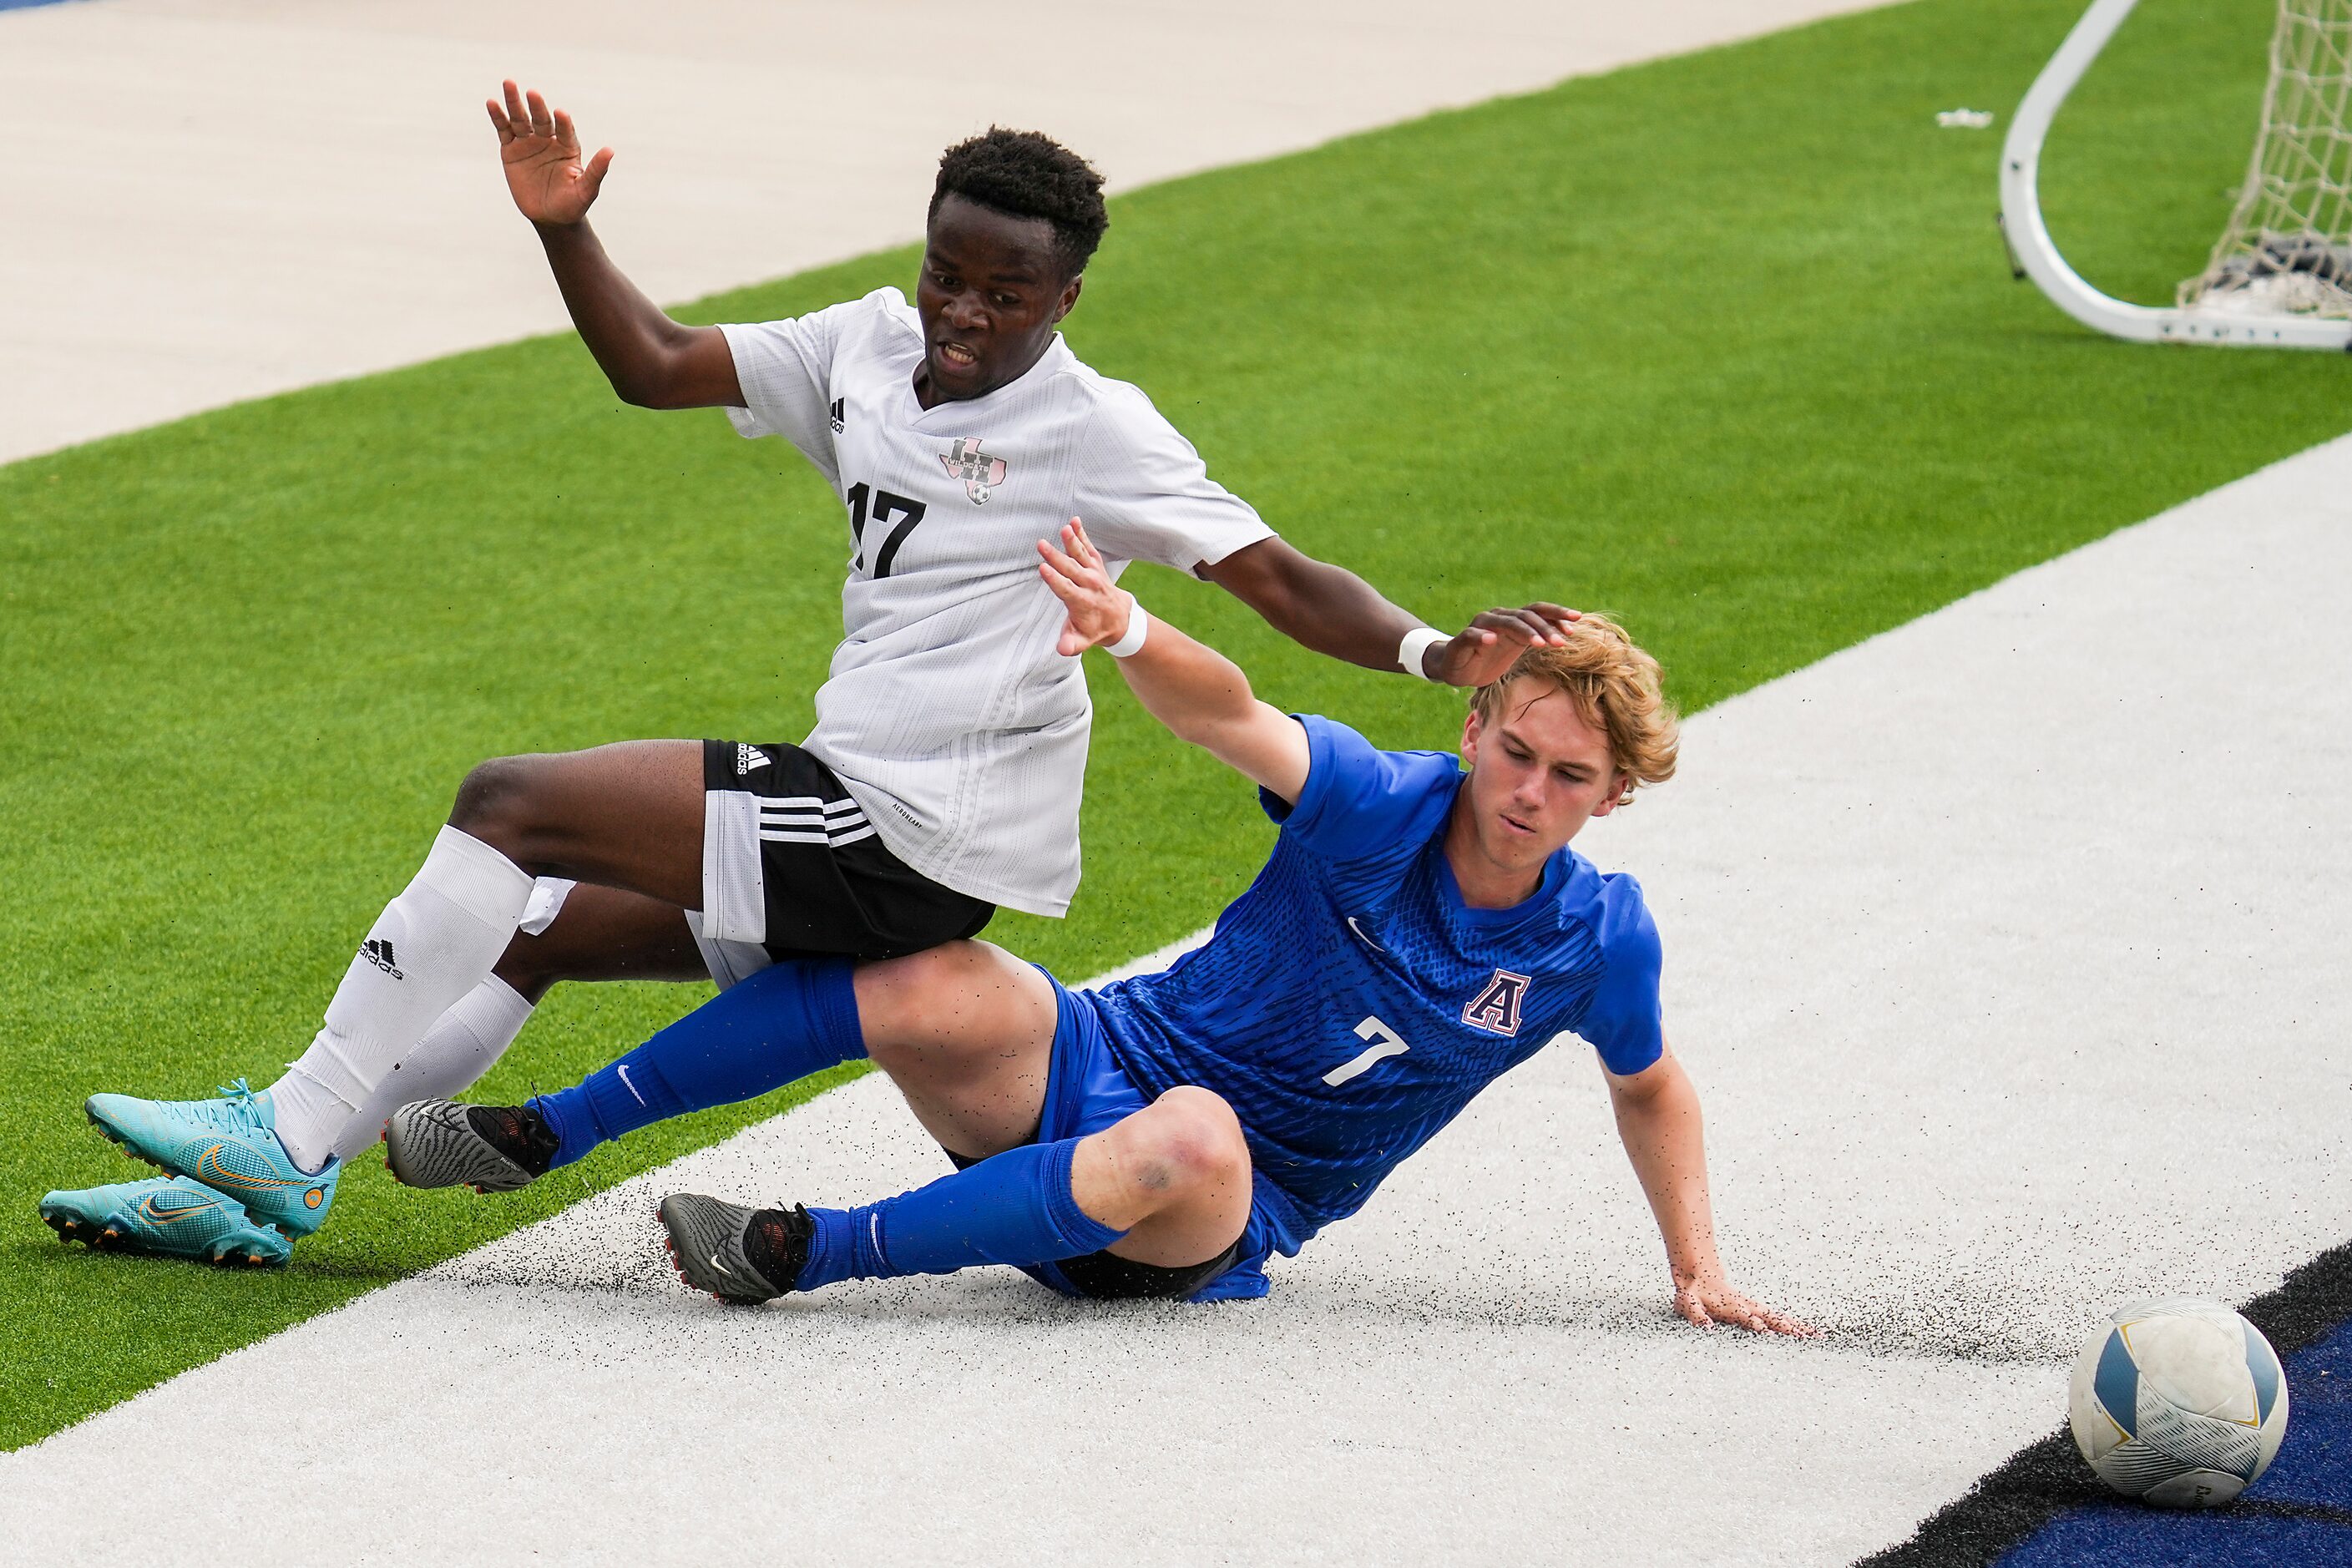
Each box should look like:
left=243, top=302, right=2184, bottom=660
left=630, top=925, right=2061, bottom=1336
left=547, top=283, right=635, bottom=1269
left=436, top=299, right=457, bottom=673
left=700, top=740, right=994, bottom=962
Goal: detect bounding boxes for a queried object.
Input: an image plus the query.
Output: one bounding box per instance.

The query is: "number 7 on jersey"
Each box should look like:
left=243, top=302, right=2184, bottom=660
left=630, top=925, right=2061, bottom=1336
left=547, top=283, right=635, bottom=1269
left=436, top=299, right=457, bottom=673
left=1325, top=1016, right=1410, bottom=1086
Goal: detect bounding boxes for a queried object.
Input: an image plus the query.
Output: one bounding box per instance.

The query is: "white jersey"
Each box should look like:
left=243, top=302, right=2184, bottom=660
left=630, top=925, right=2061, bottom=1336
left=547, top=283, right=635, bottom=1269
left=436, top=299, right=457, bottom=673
left=720, top=288, right=1274, bottom=918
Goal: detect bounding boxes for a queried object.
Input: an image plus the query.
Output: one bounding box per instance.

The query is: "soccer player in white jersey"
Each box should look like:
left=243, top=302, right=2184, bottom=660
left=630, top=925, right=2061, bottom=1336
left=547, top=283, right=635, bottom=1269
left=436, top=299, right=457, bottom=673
left=384, top=523, right=1808, bottom=1333
left=43, top=83, right=1582, bottom=1264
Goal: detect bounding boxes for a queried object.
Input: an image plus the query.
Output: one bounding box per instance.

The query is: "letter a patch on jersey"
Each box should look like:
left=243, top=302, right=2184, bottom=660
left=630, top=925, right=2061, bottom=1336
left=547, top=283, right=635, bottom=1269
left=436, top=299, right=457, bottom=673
left=1461, top=969, right=1530, bottom=1036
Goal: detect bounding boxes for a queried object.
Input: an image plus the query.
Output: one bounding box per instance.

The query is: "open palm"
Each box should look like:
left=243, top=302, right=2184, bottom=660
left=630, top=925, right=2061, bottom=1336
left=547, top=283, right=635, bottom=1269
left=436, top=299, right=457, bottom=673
left=1037, top=520, right=1132, bottom=655
left=488, top=79, right=612, bottom=225
left=1427, top=603, right=1581, bottom=685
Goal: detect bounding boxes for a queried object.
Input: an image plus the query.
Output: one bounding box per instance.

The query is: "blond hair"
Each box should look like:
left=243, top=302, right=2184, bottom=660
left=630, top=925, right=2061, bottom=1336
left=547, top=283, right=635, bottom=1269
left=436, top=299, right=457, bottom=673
left=1469, top=613, right=1678, bottom=804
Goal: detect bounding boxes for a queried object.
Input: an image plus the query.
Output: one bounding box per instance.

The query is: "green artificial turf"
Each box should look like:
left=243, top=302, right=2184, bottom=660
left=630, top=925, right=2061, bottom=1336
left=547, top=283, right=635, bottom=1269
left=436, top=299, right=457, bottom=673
left=2, top=0, right=2343, bottom=1449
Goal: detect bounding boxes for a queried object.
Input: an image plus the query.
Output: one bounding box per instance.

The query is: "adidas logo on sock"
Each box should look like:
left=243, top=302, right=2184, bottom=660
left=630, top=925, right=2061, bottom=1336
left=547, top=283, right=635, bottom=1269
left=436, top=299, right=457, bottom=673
left=736, top=744, right=771, bottom=776
left=360, top=938, right=405, bottom=980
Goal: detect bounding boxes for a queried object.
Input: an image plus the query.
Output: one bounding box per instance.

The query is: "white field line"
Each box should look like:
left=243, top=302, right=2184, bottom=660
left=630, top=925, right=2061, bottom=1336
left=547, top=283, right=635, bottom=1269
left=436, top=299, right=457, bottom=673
left=0, top=0, right=1899, bottom=467
left=4, top=438, right=2348, bottom=1565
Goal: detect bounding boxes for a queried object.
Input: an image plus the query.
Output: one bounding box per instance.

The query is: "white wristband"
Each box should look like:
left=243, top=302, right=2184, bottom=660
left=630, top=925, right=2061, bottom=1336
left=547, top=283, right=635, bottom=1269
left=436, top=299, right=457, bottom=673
left=1105, top=595, right=1150, bottom=658
left=1399, top=626, right=1448, bottom=681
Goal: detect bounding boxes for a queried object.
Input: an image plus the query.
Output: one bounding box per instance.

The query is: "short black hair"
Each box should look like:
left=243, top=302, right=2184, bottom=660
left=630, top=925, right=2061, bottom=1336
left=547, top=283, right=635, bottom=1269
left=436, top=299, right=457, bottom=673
left=929, top=128, right=1108, bottom=279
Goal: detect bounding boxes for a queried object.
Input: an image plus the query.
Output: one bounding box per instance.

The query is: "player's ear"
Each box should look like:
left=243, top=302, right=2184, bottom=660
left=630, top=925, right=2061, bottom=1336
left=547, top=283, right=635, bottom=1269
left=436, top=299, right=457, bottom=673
left=1459, top=707, right=1483, bottom=767
left=1588, top=771, right=1632, bottom=817
left=1052, top=273, right=1083, bottom=323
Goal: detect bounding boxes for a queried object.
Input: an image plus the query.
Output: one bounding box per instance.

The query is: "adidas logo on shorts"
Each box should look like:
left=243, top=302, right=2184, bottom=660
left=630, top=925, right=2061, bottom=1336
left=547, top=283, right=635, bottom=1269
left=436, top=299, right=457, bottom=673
left=736, top=744, right=771, bottom=776
left=360, top=938, right=404, bottom=980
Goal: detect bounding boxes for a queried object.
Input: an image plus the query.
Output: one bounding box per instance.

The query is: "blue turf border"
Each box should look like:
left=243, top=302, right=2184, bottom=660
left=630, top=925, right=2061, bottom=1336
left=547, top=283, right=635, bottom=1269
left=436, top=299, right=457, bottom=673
left=1999, top=1317, right=2352, bottom=1566
left=1861, top=1242, right=2352, bottom=1567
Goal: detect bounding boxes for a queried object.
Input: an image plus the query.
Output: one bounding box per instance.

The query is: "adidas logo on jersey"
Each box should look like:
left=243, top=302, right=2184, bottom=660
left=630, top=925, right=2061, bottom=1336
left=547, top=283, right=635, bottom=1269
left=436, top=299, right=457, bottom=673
left=829, top=397, right=845, bottom=433
left=940, top=437, right=1007, bottom=504
left=360, top=938, right=405, bottom=980
left=1461, top=969, right=1530, bottom=1036
left=736, top=744, right=771, bottom=776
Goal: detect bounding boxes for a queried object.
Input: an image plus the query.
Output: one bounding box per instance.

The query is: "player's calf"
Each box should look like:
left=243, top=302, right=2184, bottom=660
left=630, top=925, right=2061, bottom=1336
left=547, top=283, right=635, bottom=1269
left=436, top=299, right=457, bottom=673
left=491, top=880, right=710, bottom=1003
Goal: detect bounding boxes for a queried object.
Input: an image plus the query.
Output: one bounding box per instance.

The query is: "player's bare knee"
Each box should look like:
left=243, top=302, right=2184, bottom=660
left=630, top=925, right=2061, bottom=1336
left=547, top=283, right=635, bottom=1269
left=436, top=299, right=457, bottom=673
left=448, top=754, right=579, bottom=873
left=1128, top=1088, right=1248, bottom=1197
left=448, top=756, right=539, bottom=848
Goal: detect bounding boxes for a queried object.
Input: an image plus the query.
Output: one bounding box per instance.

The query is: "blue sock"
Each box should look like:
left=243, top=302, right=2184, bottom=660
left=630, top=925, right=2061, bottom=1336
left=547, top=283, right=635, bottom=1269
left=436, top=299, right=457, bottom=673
left=793, top=1136, right=1124, bottom=1291
left=530, top=959, right=861, bottom=1168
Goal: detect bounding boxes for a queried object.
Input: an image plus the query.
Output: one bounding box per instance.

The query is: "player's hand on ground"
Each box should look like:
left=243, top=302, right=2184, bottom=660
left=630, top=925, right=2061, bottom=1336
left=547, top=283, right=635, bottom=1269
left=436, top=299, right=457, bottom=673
left=488, top=80, right=613, bottom=226
left=1038, top=519, right=1134, bottom=656
left=1428, top=604, right=1581, bottom=686
left=1673, top=1268, right=1816, bottom=1338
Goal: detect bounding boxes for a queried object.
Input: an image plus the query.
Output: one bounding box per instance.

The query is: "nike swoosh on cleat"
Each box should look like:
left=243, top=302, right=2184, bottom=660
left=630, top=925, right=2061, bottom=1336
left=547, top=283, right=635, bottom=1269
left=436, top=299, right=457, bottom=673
left=137, top=1195, right=220, bottom=1226
left=709, top=1252, right=731, bottom=1277
left=195, top=1141, right=300, bottom=1192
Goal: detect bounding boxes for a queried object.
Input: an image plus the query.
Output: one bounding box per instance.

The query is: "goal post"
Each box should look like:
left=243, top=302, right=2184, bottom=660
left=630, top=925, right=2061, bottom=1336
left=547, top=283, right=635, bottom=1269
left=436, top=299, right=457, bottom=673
left=1999, top=0, right=2352, bottom=351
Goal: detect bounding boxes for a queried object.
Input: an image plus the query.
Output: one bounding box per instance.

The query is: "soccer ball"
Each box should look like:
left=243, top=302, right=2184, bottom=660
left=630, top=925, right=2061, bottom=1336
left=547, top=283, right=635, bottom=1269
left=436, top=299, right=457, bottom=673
left=2067, top=1297, right=2289, bottom=1507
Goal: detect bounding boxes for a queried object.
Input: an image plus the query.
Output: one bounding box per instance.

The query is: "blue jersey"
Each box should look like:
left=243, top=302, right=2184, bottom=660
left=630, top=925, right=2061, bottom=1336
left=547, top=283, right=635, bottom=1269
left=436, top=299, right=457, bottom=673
left=1089, top=715, right=1665, bottom=1257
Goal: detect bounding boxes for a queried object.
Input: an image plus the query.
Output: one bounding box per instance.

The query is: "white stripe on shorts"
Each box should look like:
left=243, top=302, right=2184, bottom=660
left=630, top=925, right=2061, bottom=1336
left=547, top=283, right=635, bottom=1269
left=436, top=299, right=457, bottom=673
left=701, top=788, right=766, bottom=945
left=758, top=793, right=875, bottom=847
left=755, top=796, right=866, bottom=818
left=757, top=822, right=878, bottom=847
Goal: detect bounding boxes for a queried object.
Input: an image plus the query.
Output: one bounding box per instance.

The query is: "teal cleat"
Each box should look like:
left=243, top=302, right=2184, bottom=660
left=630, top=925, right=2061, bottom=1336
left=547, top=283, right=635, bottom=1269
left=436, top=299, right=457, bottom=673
left=83, top=1079, right=339, bottom=1237
left=40, top=1176, right=293, bottom=1267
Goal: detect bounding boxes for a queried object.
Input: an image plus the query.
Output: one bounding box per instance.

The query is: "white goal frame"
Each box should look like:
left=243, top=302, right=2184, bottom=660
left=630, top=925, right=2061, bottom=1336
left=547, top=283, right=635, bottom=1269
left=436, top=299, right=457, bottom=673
left=2000, top=0, right=2352, bottom=351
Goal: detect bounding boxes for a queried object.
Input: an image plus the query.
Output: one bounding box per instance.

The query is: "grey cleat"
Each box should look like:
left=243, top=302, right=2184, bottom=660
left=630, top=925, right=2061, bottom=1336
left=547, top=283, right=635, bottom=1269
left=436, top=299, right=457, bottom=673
left=657, top=1192, right=812, bottom=1305
left=382, top=1099, right=555, bottom=1193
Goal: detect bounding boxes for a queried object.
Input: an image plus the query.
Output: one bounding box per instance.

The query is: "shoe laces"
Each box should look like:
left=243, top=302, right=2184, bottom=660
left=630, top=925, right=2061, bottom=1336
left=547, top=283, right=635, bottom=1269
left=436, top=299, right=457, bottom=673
left=177, top=1078, right=268, bottom=1132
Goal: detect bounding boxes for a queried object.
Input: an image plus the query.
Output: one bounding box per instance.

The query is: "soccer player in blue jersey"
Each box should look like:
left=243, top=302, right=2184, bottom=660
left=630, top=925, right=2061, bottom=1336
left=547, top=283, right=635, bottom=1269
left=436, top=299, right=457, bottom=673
left=387, top=523, right=1805, bottom=1333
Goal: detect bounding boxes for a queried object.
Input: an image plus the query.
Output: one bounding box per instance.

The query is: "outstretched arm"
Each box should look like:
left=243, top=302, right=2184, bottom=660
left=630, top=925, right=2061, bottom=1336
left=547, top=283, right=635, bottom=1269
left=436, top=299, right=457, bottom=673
left=1039, top=523, right=1310, bottom=802
left=1199, top=535, right=1578, bottom=686
left=1606, top=1046, right=1813, bottom=1337
left=488, top=81, right=741, bottom=410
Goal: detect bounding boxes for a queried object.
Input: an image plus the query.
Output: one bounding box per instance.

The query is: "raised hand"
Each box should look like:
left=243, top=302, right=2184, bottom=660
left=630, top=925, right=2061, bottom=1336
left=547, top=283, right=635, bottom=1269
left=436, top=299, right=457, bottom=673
left=1425, top=603, right=1581, bottom=687
left=488, top=79, right=614, bottom=226
left=1036, top=520, right=1132, bottom=656
left=1673, top=1267, right=1816, bottom=1338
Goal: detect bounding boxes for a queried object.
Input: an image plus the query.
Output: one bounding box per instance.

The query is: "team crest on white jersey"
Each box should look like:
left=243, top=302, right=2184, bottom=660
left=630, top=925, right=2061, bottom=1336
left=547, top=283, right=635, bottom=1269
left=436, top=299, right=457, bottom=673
left=1461, top=969, right=1530, bottom=1036
left=940, top=437, right=1007, bottom=504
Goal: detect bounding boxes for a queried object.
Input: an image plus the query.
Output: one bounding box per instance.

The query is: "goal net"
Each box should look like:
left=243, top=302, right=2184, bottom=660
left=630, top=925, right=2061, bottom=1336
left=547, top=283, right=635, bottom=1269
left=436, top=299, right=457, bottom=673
left=2178, top=0, right=2352, bottom=319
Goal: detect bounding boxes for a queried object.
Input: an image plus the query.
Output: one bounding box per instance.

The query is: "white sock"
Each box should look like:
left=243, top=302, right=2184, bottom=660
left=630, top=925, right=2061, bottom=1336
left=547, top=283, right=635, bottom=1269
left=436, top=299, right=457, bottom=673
left=273, top=977, right=539, bottom=1173
left=334, top=975, right=536, bottom=1162
left=274, top=827, right=534, bottom=1165
left=265, top=1065, right=356, bottom=1174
